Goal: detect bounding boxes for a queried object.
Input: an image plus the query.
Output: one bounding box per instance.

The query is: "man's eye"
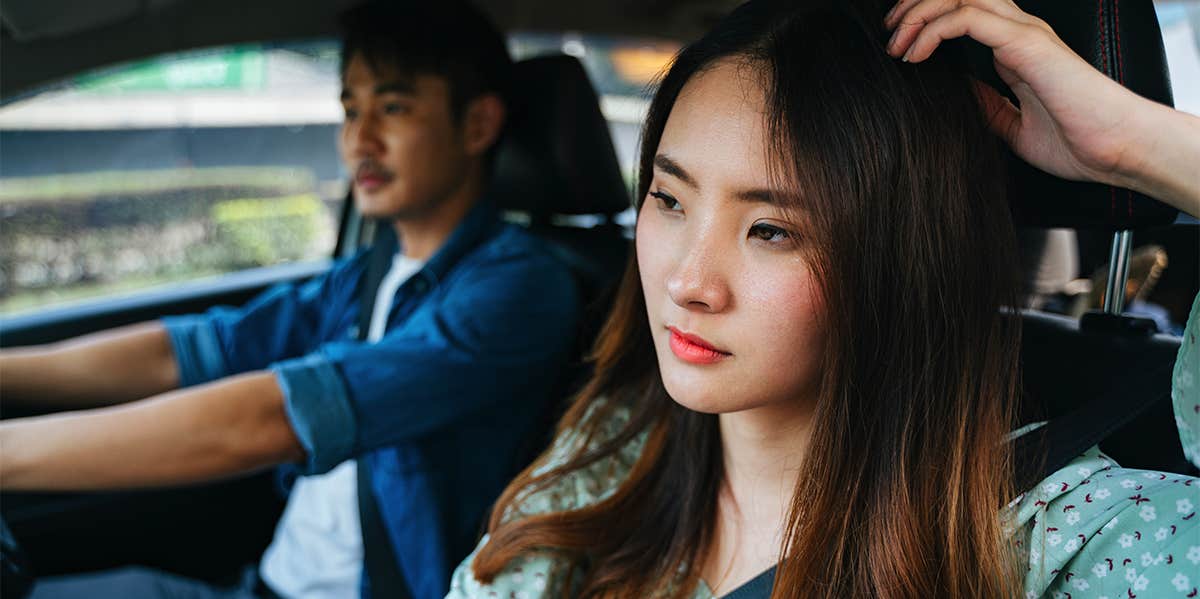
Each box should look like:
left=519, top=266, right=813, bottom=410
left=649, top=190, right=680, bottom=211
left=383, top=103, right=409, bottom=115
left=343, top=107, right=358, bottom=120
left=749, top=223, right=792, bottom=243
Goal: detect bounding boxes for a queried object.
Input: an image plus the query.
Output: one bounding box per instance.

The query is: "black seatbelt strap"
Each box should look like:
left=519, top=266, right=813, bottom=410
left=357, top=460, right=412, bottom=599
left=355, top=221, right=396, bottom=341
left=1011, top=357, right=1175, bottom=492
left=353, top=221, right=413, bottom=599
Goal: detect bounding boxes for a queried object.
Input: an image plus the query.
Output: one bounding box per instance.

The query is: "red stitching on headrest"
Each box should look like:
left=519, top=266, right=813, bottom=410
left=1114, top=1, right=1135, bottom=218
left=1115, top=2, right=1125, bottom=83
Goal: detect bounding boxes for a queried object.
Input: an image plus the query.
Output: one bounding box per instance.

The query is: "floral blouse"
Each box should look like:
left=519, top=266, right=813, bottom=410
left=447, top=295, right=1200, bottom=599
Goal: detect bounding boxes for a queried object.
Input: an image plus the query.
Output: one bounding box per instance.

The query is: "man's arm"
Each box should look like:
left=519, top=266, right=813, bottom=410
left=0, top=322, right=180, bottom=410
left=0, top=371, right=304, bottom=491
left=275, top=246, right=582, bottom=474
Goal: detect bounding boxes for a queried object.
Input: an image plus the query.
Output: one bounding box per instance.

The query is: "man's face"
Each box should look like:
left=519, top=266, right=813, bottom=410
left=339, top=53, right=470, bottom=220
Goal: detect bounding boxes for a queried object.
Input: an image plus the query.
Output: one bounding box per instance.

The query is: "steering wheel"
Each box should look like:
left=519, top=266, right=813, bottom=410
left=1, top=512, right=34, bottom=598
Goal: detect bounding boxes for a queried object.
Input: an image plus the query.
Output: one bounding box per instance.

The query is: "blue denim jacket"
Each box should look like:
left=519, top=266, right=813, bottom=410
left=163, top=199, right=580, bottom=599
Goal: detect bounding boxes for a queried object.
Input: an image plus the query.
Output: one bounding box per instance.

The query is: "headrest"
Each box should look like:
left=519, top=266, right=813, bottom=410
left=491, top=55, right=631, bottom=217
left=970, top=0, right=1178, bottom=229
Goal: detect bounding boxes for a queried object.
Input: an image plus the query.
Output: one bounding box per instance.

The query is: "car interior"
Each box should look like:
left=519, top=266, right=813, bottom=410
left=1, top=0, right=1197, bottom=596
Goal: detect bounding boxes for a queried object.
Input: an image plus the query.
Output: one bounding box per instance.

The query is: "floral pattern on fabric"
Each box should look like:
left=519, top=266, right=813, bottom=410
left=448, top=401, right=659, bottom=599
left=447, top=299, right=1200, bottom=599
left=1009, top=447, right=1199, bottom=597
left=1174, top=293, right=1200, bottom=470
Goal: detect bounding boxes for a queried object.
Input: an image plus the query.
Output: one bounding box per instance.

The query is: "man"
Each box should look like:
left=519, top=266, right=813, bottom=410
left=0, top=2, right=580, bottom=598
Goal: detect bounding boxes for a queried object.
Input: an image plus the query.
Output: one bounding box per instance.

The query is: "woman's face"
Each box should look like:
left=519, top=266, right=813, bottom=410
left=637, top=58, right=826, bottom=415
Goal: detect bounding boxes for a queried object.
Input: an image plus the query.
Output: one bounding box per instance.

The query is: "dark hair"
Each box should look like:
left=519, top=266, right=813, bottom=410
left=338, top=0, right=513, bottom=121
left=474, top=0, right=1024, bottom=597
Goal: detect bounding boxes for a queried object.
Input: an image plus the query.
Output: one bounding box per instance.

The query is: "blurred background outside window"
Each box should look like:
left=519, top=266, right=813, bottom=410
left=0, top=34, right=678, bottom=316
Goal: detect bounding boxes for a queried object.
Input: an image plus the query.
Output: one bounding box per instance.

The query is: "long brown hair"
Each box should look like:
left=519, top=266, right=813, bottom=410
left=473, top=0, right=1023, bottom=596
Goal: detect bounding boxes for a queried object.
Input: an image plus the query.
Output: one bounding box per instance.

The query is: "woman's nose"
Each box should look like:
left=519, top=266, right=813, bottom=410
left=665, top=239, right=731, bottom=313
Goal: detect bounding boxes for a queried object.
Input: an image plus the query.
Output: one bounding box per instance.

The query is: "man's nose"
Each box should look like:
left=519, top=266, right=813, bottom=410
left=344, top=114, right=383, bottom=158
left=665, top=233, right=732, bottom=314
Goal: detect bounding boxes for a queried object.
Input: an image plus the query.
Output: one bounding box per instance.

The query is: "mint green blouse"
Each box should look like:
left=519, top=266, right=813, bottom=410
left=448, top=295, right=1200, bottom=598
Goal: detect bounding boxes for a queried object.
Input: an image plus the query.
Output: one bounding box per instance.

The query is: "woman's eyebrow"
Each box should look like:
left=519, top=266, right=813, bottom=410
left=655, top=153, right=783, bottom=205
left=734, top=188, right=781, bottom=206
left=653, top=154, right=698, bottom=189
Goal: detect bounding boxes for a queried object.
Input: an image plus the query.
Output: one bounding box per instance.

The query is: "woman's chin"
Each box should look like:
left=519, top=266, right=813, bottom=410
left=662, top=378, right=763, bottom=415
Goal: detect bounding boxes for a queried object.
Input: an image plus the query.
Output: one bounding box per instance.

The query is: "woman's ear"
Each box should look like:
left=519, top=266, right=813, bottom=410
left=461, top=94, right=506, bottom=157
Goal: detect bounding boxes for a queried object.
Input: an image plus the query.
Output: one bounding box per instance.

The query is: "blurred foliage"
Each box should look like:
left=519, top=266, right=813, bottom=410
left=0, top=168, right=339, bottom=315
left=213, top=195, right=324, bottom=267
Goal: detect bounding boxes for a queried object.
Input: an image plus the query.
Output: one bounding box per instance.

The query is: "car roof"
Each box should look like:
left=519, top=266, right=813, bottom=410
left=0, top=0, right=739, bottom=100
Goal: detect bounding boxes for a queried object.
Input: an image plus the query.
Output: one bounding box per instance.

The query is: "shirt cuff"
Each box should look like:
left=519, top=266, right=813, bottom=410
left=162, top=314, right=230, bottom=388
left=271, top=353, right=358, bottom=475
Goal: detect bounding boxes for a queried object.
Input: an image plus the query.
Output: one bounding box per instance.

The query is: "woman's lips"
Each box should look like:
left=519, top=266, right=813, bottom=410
left=667, top=327, right=730, bottom=364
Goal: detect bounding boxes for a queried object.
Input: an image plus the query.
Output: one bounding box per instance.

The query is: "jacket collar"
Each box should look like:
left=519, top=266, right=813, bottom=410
left=375, top=197, right=499, bottom=287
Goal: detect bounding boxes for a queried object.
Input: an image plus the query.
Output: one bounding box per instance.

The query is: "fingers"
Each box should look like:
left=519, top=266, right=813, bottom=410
left=898, top=5, right=1039, bottom=63
left=885, top=0, right=1052, bottom=62
left=885, top=0, right=1032, bottom=31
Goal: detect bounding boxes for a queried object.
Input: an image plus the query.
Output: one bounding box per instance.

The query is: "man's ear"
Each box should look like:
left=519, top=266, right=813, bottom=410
left=461, top=94, right=506, bottom=157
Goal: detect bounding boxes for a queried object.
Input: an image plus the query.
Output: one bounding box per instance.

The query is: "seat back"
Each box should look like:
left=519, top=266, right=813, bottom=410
left=489, top=54, right=632, bottom=461
left=992, top=1, right=1193, bottom=486
left=1014, top=311, right=1192, bottom=490
left=492, top=54, right=631, bottom=307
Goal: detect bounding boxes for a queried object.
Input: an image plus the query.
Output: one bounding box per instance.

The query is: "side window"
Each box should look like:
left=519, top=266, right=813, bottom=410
left=0, top=41, right=345, bottom=316
left=1157, top=0, right=1200, bottom=116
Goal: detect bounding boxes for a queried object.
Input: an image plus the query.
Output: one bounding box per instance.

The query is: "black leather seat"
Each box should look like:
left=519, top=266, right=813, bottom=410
left=490, top=54, right=632, bottom=446
left=979, top=0, right=1196, bottom=488
left=493, top=54, right=631, bottom=311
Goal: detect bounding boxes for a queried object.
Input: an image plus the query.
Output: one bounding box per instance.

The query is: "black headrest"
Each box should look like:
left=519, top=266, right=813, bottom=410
left=491, top=55, right=631, bottom=217
left=970, top=0, right=1178, bottom=229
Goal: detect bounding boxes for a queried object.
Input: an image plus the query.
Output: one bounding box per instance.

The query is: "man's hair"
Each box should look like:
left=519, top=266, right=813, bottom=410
left=338, top=0, right=513, bottom=122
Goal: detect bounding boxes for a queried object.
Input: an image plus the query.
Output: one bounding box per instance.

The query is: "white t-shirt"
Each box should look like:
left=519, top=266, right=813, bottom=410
left=259, top=253, right=425, bottom=599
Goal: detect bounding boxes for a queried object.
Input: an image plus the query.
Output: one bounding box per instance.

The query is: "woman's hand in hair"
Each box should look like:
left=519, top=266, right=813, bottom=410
left=883, top=0, right=1200, bottom=216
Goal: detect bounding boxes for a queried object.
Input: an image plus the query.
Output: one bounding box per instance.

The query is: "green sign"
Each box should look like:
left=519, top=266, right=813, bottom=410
left=76, top=47, right=266, bottom=93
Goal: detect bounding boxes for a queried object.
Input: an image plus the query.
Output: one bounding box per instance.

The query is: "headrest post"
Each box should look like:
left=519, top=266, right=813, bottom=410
left=1102, top=230, right=1134, bottom=314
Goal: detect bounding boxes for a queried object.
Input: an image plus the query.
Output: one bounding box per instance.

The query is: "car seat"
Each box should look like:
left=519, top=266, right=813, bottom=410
left=984, top=0, right=1198, bottom=491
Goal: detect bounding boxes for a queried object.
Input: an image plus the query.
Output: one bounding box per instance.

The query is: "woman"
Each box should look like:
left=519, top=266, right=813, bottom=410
left=449, top=0, right=1200, bottom=596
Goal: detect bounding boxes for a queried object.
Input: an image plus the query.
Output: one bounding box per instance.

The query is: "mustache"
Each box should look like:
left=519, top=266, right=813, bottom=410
left=354, top=159, right=395, bottom=179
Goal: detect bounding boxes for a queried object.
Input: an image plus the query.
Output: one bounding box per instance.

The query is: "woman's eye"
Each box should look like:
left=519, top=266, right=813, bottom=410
left=343, top=107, right=358, bottom=120
left=649, top=191, right=681, bottom=212
left=749, top=223, right=792, bottom=244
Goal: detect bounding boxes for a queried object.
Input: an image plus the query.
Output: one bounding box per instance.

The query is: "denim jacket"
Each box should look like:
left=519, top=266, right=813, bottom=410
left=164, top=199, right=581, bottom=599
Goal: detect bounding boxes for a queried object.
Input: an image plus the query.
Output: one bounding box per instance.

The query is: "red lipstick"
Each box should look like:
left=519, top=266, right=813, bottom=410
left=667, top=327, right=730, bottom=364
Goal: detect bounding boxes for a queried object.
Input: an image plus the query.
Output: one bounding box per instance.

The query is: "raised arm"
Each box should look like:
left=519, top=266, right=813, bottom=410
left=0, top=370, right=304, bottom=491
left=0, top=322, right=180, bottom=410
left=884, top=0, right=1200, bottom=216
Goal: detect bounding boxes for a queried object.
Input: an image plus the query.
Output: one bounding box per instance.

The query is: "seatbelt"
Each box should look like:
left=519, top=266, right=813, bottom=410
left=357, top=461, right=411, bottom=599
left=1011, top=356, right=1176, bottom=492
left=353, top=221, right=414, bottom=599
